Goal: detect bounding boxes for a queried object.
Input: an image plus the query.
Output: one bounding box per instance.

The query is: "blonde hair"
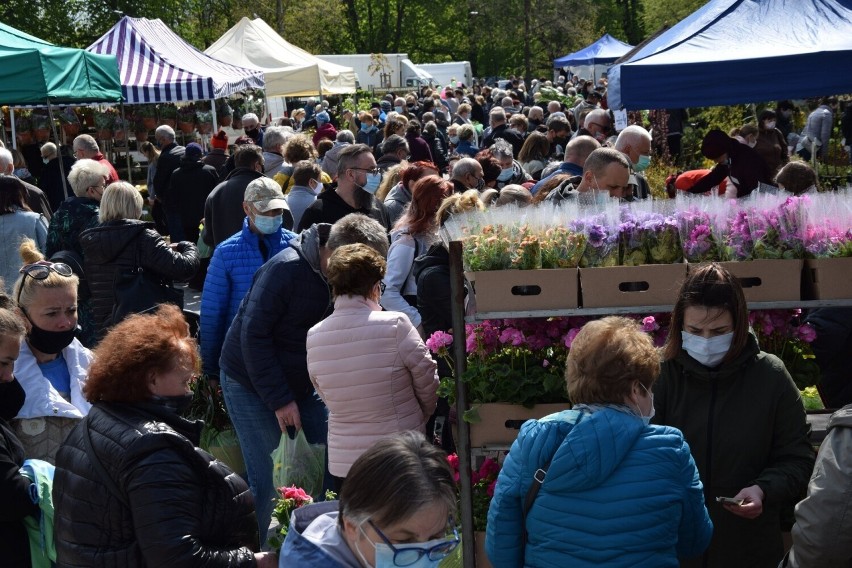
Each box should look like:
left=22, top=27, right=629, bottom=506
left=436, top=189, right=485, bottom=226
left=375, top=164, right=404, bottom=201
left=14, top=238, right=79, bottom=311
left=99, top=182, right=143, bottom=222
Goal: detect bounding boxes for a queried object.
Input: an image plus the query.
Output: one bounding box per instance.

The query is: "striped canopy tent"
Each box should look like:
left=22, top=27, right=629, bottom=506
left=87, top=16, right=264, bottom=104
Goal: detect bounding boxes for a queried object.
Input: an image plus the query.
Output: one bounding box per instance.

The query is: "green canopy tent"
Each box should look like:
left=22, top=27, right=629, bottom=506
left=0, top=21, right=122, bottom=193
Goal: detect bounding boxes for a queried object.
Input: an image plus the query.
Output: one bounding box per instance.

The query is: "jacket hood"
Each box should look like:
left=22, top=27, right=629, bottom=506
left=674, top=332, right=761, bottom=383
left=829, top=404, right=852, bottom=430
left=263, top=152, right=286, bottom=172
left=281, top=501, right=359, bottom=567
left=385, top=182, right=411, bottom=204
left=79, top=220, right=151, bottom=265
left=292, top=223, right=330, bottom=275
left=544, top=408, right=645, bottom=493
left=413, top=242, right=448, bottom=281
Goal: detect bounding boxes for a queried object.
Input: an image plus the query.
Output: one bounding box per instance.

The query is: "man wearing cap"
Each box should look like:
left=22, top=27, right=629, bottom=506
left=688, top=129, right=771, bottom=197
left=312, top=111, right=338, bottom=148
left=205, top=144, right=288, bottom=248
left=202, top=130, right=229, bottom=177
left=168, top=142, right=220, bottom=244
left=200, top=177, right=297, bottom=401
left=297, top=144, right=391, bottom=232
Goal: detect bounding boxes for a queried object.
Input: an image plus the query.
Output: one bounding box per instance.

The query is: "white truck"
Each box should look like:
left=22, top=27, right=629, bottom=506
left=416, top=61, right=473, bottom=89
left=316, top=53, right=434, bottom=91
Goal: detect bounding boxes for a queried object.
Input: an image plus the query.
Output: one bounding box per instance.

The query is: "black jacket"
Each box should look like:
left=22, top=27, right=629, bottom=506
left=153, top=143, right=185, bottom=207
left=39, top=155, right=76, bottom=212
left=169, top=160, right=220, bottom=236
left=413, top=242, right=452, bottom=338
left=689, top=140, right=772, bottom=197
left=805, top=307, right=852, bottom=408
left=79, top=220, right=198, bottom=343
left=203, top=167, right=265, bottom=248
left=0, top=379, right=38, bottom=568
left=481, top=123, right=524, bottom=157
left=54, top=402, right=257, bottom=567
left=296, top=188, right=390, bottom=232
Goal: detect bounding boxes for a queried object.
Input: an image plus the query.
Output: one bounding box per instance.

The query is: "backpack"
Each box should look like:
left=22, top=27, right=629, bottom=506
left=19, top=458, right=56, bottom=568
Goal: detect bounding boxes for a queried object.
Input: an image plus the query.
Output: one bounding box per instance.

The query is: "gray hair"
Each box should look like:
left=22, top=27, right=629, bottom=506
left=336, top=130, right=355, bottom=144
left=452, top=157, right=480, bottom=180
left=99, top=181, right=143, bottom=222
left=583, top=109, right=610, bottom=130
left=73, top=134, right=100, bottom=155
left=489, top=107, right=507, bottom=124
left=491, top=139, right=514, bottom=161
left=0, top=148, right=12, bottom=170
left=68, top=159, right=110, bottom=197
left=242, top=113, right=259, bottom=125
left=262, top=126, right=290, bottom=152
left=155, top=125, right=176, bottom=142
left=327, top=213, right=389, bottom=258
left=41, top=142, right=58, bottom=159
left=614, top=125, right=652, bottom=152
left=458, top=124, right=475, bottom=141
left=423, top=121, right=438, bottom=136
left=381, top=134, right=409, bottom=156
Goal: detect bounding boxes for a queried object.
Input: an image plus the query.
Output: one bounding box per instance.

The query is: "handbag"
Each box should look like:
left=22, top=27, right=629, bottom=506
left=111, top=237, right=184, bottom=325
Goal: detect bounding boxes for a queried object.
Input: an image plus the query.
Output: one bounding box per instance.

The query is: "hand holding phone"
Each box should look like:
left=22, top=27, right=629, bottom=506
left=715, top=496, right=745, bottom=506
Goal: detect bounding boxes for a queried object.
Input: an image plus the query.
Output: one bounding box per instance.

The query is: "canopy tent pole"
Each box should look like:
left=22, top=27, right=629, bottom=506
left=46, top=101, right=71, bottom=200
left=10, top=108, right=17, bottom=150
left=121, top=102, right=132, bottom=184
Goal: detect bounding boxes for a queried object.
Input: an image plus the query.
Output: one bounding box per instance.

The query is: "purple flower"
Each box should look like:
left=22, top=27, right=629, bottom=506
left=425, top=330, right=454, bottom=352
left=797, top=324, right=817, bottom=343
left=563, top=328, right=581, bottom=348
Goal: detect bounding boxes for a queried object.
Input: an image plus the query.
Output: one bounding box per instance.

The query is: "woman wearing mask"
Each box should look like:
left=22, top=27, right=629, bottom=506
left=517, top=131, right=551, bottom=180
left=381, top=175, right=452, bottom=335
left=487, top=317, right=713, bottom=566
left=653, top=263, right=814, bottom=567
left=280, top=431, right=459, bottom=567
left=11, top=239, right=92, bottom=463
left=754, top=110, right=789, bottom=177
left=79, top=182, right=198, bottom=344
left=356, top=111, right=381, bottom=151
left=54, top=304, right=275, bottom=567
left=455, top=124, right=480, bottom=158
left=0, top=290, right=40, bottom=566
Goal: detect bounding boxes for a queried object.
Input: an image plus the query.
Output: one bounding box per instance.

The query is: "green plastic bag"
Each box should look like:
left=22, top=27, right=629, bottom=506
left=271, top=429, right=325, bottom=498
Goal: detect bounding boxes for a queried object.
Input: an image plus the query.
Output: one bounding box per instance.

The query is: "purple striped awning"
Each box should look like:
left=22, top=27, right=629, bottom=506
left=87, top=17, right=264, bottom=103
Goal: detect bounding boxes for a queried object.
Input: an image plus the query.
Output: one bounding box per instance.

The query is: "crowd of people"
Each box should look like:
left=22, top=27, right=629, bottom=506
left=0, top=75, right=850, bottom=568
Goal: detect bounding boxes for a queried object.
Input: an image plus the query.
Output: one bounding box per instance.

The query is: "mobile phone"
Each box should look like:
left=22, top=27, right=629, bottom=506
left=715, top=496, right=745, bottom=506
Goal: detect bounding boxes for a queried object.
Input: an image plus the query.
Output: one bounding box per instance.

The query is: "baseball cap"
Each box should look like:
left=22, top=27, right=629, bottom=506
left=244, top=177, right=287, bottom=212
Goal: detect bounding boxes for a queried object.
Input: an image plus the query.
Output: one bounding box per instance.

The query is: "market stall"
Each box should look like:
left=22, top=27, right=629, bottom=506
left=552, top=33, right=633, bottom=82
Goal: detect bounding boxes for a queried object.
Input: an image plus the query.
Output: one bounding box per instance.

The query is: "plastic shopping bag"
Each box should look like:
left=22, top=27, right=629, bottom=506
left=271, top=429, right=325, bottom=497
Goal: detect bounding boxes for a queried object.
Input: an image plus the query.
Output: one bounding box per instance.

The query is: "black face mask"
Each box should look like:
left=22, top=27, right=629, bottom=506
left=28, top=322, right=77, bottom=355
left=0, top=378, right=26, bottom=421
left=151, top=393, right=194, bottom=415
left=245, top=127, right=258, bottom=136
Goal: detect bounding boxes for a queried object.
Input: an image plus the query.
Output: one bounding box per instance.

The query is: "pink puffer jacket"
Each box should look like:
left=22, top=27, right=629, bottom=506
left=306, top=295, right=439, bottom=477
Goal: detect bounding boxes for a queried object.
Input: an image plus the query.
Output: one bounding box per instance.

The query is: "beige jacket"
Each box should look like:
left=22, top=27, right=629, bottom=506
left=784, top=404, right=852, bottom=567
left=306, top=295, right=438, bottom=477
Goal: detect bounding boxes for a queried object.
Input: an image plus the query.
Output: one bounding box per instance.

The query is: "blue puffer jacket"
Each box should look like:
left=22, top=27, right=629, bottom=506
left=218, top=225, right=332, bottom=411
left=199, top=218, right=296, bottom=377
left=486, top=407, right=712, bottom=568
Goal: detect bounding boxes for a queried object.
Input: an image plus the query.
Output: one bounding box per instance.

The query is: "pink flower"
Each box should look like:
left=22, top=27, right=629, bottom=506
left=797, top=324, right=817, bottom=343
left=280, top=486, right=312, bottom=504
left=642, top=316, right=659, bottom=333
left=478, top=458, right=500, bottom=479
left=426, top=330, right=453, bottom=352
left=542, top=359, right=550, bottom=368
left=447, top=453, right=459, bottom=471
left=499, top=327, right=525, bottom=346
left=563, top=328, right=581, bottom=349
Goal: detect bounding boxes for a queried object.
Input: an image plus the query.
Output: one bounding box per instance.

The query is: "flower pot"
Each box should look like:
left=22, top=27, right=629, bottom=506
left=178, top=121, right=195, bottom=134
left=218, top=115, right=232, bottom=127
left=114, top=128, right=126, bottom=142
left=62, top=123, right=80, bottom=138
left=475, top=531, right=493, bottom=568
left=34, top=127, right=51, bottom=142
left=468, top=403, right=570, bottom=447
left=135, top=130, right=149, bottom=142
left=142, top=117, right=157, bottom=130
left=16, top=130, right=33, bottom=145
left=197, top=121, right=213, bottom=135
left=162, top=118, right=176, bottom=129
left=232, top=118, right=243, bottom=130
left=97, top=128, right=114, bottom=140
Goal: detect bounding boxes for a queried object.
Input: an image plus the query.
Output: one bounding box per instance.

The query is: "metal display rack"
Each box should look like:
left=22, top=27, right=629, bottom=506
left=447, top=240, right=852, bottom=567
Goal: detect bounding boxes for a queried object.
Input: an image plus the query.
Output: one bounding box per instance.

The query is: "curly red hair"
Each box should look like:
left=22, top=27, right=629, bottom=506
left=84, top=304, right=199, bottom=403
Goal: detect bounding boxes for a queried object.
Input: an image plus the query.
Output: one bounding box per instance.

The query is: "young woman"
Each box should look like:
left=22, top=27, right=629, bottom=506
left=0, top=176, right=48, bottom=294
left=654, top=263, right=814, bottom=567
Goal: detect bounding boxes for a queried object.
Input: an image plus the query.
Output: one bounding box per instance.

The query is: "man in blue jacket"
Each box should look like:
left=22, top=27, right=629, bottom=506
left=199, top=178, right=297, bottom=390
left=218, top=213, right=389, bottom=541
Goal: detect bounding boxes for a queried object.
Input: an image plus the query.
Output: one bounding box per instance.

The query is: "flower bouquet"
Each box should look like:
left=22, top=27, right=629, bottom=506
left=463, top=224, right=513, bottom=271
left=748, top=194, right=806, bottom=260
left=571, top=213, right=619, bottom=268
left=539, top=226, right=586, bottom=268
left=804, top=191, right=852, bottom=258
left=677, top=207, right=729, bottom=263
left=267, top=486, right=337, bottom=549
left=644, top=213, right=683, bottom=264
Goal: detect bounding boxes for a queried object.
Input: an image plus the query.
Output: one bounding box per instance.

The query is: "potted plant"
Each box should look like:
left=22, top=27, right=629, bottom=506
left=31, top=111, right=52, bottom=142
left=133, top=113, right=149, bottom=143
left=231, top=100, right=244, bottom=130
left=94, top=107, right=117, bottom=140
left=15, top=110, right=33, bottom=145
left=78, top=106, right=95, bottom=128
left=267, top=487, right=337, bottom=549
left=216, top=99, right=233, bottom=127
left=176, top=103, right=197, bottom=134
left=447, top=453, right=500, bottom=567
left=158, top=103, right=177, bottom=128
left=196, top=109, right=214, bottom=135
left=187, top=374, right=244, bottom=475
left=58, top=107, right=81, bottom=138
left=136, top=105, right=158, bottom=130
left=113, top=115, right=129, bottom=142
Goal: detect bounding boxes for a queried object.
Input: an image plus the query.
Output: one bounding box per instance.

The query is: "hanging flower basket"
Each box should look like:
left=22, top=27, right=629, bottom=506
left=62, top=123, right=81, bottom=137
left=216, top=100, right=233, bottom=127
left=196, top=110, right=214, bottom=135
left=177, top=104, right=197, bottom=134
left=15, top=112, right=33, bottom=145
left=94, top=108, right=117, bottom=140
left=16, top=130, right=34, bottom=145
left=158, top=104, right=178, bottom=129
left=31, top=112, right=52, bottom=142
left=135, top=106, right=158, bottom=130
left=58, top=107, right=80, bottom=137
left=113, top=117, right=128, bottom=141
left=219, top=114, right=232, bottom=127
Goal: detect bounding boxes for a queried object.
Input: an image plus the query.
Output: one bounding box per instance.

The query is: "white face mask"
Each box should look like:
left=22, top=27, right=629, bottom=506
left=747, top=140, right=757, bottom=148
left=635, top=382, right=655, bottom=426
left=681, top=331, right=734, bottom=368
left=356, top=522, right=458, bottom=568
left=765, top=120, right=777, bottom=130
left=310, top=180, right=323, bottom=195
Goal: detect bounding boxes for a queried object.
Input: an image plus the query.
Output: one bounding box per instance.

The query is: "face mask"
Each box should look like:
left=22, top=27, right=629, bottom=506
left=357, top=523, right=456, bottom=568
left=42, top=157, right=50, bottom=165
left=245, top=127, right=258, bottom=136
left=634, top=154, right=651, bottom=172
left=497, top=167, right=514, bottom=182
left=593, top=131, right=607, bottom=143
left=394, top=106, right=404, bottom=114
left=635, top=382, right=655, bottom=426
left=361, top=123, right=370, bottom=132
left=475, top=177, right=485, bottom=191
left=765, top=121, right=776, bottom=130
left=747, top=140, right=757, bottom=148
left=0, top=378, right=26, bottom=421
left=27, top=321, right=77, bottom=354
left=449, top=136, right=460, bottom=145
left=310, top=180, right=323, bottom=195
left=253, top=214, right=283, bottom=234
left=151, top=393, right=194, bottom=414
left=361, top=172, right=382, bottom=194
left=681, top=331, right=734, bottom=368
left=782, top=110, right=793, bottom=118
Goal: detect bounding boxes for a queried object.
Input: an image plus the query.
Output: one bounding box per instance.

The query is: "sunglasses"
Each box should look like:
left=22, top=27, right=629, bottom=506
left=17, top=262, right=74, bottom=304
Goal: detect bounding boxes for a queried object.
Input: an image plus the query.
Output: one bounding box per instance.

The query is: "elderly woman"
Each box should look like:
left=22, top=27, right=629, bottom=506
left=307, top=244, right=438, bottom=488
left=654, top=263, right=814, bottom=568
left=79, top=182, right=198, bottom=344
left=280, top=431, right=459, bottom=566
left=487, top=316, right=713, bottom=567
left=491, top=139, right=532, bottom=189
left=11, top=239, right=92, bottom=463
left=53, top=305, right=275, bottom=567
left=0, top=176, right=48, bottom=294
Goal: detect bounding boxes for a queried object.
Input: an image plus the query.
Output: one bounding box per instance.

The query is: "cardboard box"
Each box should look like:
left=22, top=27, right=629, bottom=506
left=471, top=269, right=579, bottom=312
left=690, top=260, right=803, bottom=302
left=468, top=403, right=569, bottom=447
left=579, top=263, right=687, bottom=308
left=802, top=257, right=852, bottom=300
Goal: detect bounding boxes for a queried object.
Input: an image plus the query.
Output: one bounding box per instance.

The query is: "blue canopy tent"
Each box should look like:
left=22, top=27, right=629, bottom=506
left=553, top=34, right=634, bottom=81
left=608, top=0, right=852, bottom=110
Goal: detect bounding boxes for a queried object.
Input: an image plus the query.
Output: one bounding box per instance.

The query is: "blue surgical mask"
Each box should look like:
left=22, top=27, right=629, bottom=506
left=681, top=331, right=733, bottom=368
left=634, top=154, right=651, bottom=172
left=357, top=522, right=459, bottom=568
left=636, top=382, right=655, bottom=426
left=497, top=167, right=514, bottom=182
left=42, top=157, right=50, bottom=165
left=361, top=172, right=382, bottom=194
left=394, top=106, right=404, bottom=114
left=253, top=213, right=283, bottom=234
left=449, top=135, right=460, bottom=145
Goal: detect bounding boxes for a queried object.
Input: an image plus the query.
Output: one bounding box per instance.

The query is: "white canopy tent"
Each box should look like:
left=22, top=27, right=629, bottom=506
left=204, top=18, right=357, bottom=98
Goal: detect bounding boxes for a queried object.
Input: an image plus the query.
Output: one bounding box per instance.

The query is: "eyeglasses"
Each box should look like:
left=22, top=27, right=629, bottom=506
left=367, top=520, right=460, bottom=566
left=589, top=122, right=611, bottom=134
left=17, top=262, right=74, bottom=304
left=379, top=281, right=386, bottom=294
left=350, top=167, right=382, bottom=176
